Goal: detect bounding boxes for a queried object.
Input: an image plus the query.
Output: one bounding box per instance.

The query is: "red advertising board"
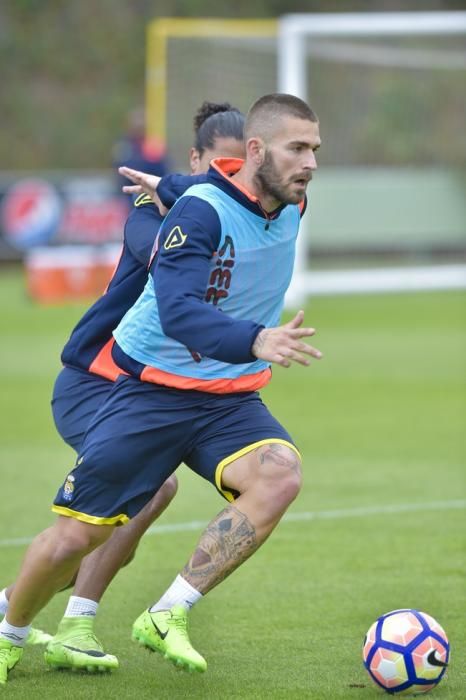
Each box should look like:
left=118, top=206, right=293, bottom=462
left=0, top=172, right=130, bottom=302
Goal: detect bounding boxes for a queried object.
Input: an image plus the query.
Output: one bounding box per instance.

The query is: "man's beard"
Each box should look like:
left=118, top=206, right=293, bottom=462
left=254, top=150, right=306, bottom=206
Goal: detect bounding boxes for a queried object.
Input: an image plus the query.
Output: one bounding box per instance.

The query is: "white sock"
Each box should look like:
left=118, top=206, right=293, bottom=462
left=64, top=596, right=99, bottom=618
left=0, top=589, right=9, bottom=616
left=0, top=617, right=30, bottom=646
left=150, top=575, right=202, bottom=613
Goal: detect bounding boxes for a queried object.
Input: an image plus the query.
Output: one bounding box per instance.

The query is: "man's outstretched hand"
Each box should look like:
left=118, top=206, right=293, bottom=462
left=251, top=310, right=323, bottom=368
left=118, top=166, right=168, bottom=216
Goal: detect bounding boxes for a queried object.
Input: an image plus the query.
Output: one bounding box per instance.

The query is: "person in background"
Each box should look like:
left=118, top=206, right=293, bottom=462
left=112, top=106, right=170, bottom=199
left=0, top=102, right=246, bottom=682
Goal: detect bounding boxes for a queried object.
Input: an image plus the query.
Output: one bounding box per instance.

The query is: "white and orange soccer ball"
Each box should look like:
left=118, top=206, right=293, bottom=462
left=362, top=609, right=449, bottom=695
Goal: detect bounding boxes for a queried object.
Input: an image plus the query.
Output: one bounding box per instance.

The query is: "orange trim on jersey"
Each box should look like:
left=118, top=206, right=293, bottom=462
left=140, top=364, right=272, bottom=394
left=210, top=158, right=262, bottom=204
left=88, top=338, right=128, bottom=382
left=210, top=158, right=302, bottom=220
left=210, top=157, right=244, bottom=176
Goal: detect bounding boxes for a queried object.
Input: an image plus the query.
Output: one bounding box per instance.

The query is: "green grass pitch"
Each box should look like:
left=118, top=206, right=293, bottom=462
left=0, top=267, right=464, bottom=699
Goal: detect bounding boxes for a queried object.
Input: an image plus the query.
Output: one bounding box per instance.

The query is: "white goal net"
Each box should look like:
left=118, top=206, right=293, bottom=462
left=146, top=19, right=277, bottom=169
left=277, top=12, right=466, bottom=302
left=146, top=14, right=466, bottom=301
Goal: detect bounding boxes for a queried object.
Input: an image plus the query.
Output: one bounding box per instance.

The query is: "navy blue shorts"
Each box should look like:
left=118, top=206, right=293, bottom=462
left=53, top=375, right=298, bottom=525
left=52, top=366, right=113, bottom=452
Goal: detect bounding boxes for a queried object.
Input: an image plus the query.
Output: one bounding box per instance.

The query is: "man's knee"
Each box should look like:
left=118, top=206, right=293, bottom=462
left=259, top=445, right=302, bottom=506
left=127, top=475, right=178, bottom=533
left=49, top=517, right=113, bottom=565
left=224, top=443, right=302, bottom=506
left=146, top=475, right=178, bottom=516
left=159, top=474, right=178, bottom=503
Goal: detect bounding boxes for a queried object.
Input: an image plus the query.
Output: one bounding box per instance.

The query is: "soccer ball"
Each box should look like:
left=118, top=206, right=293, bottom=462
left=362, top=609, right=449, bottom=695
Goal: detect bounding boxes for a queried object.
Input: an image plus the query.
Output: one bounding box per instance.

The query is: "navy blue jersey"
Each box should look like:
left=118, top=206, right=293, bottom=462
left=60, top=200, right=163, bottom=379
left=61, top=174, right=197, bottom=380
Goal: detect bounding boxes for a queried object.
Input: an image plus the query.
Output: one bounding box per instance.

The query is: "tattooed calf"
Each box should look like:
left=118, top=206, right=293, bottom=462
left=182, top=506, right=257, bottom=593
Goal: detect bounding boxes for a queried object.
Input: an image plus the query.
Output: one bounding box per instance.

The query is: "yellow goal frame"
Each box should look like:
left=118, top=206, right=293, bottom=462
left=146, top=18, right=277, bottom=142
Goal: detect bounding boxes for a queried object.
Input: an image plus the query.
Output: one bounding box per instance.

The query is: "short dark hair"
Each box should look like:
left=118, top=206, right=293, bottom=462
left=194, top=101, right=245, bottom=155
left=245, top=93, right=318, bottom=141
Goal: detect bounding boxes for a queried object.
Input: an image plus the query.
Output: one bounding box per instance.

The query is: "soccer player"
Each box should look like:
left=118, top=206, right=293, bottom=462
left=0, top=102, right=246, bottom=680
left=0, top=93, right=322, bottom=684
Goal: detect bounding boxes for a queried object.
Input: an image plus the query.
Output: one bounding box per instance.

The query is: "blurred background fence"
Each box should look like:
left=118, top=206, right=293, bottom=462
left=0, top=2, right=465, bottom=302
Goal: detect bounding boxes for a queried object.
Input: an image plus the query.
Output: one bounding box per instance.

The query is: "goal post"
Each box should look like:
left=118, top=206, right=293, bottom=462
left=146, top=18, right=277, bottom=152
left=278, top=11, right=466, bottom=124
left=277, top=11, right=466, bottom=303
left=145, top=13, right=466, bottom=302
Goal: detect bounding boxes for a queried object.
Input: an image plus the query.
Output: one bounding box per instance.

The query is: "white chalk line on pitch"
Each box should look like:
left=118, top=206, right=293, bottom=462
left=0, top=499, right=465, bottom=549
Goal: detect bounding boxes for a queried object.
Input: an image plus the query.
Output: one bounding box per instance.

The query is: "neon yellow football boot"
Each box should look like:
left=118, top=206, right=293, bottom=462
left=132, top=605, right=206, bottom=672
left=0, top=639, right=23, bottom=685
left=26, top=625, right=53, bottom=646
left=44, top=616, right=118, bottom=673
left=0, top=615, right=52, bottom=646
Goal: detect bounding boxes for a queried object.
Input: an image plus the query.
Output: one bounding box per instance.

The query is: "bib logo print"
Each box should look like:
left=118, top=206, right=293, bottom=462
left=164, top=226, right=187, bottom=250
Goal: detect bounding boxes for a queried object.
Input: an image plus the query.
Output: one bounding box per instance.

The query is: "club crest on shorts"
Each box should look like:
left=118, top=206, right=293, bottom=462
left=63, top=474, right=75, bottom=502
left=164, top=225, right=187, bottom=250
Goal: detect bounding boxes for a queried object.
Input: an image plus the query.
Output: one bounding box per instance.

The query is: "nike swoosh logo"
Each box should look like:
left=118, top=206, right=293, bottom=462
left=149, top=618, right=168, bottom=640
left=427, top=650, right=448, bottom=668
left=62, top=645, right=107, bottom=658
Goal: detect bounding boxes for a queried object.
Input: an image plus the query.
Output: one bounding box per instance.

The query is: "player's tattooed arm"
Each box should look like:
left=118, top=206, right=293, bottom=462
left=181, top=506, right=258, bottom=594
left=251, top=310, right=323, bottom=368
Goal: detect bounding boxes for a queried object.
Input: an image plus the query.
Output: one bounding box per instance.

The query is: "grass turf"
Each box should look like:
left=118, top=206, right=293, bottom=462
left=0, top=267, right=464, bottom=698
